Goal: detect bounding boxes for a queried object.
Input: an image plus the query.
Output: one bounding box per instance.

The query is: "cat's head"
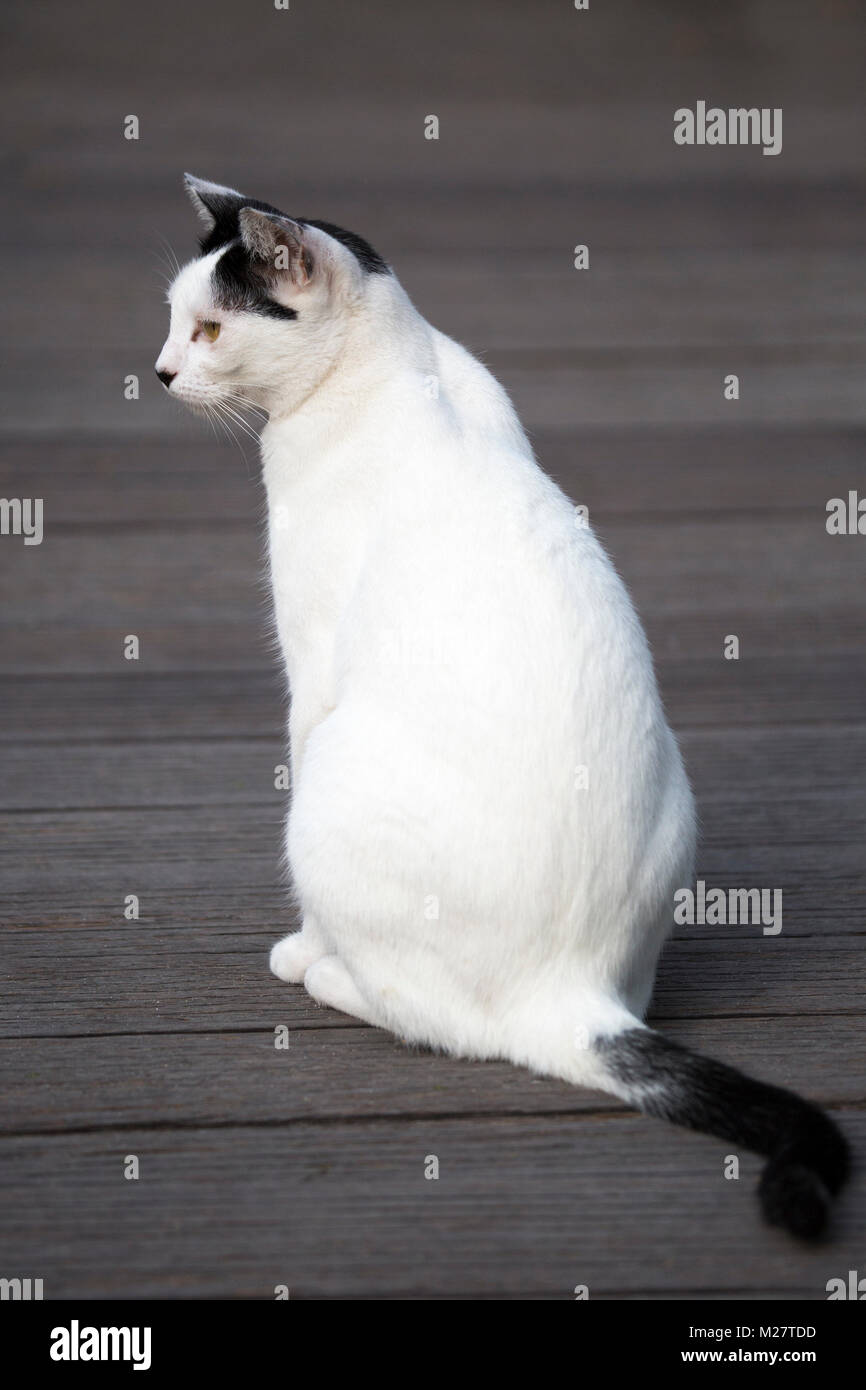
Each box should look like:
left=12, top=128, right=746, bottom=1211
left=155, top=175, right=389, bottom=420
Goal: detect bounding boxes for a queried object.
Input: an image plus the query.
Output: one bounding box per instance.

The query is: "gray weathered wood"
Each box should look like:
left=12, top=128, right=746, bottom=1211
left=2, top=658, right=864, bottom=746
left=3, top=724, right=865, bottom=810
left=1, top=930, right=862, bottom=1037
left=2, top=1014, right=863, bottom=1135
left=0, top=1113, right=862, bottom=1300
left=2, top=518, right=864, bottom=671
left=2, top=428, right=863, bottom=524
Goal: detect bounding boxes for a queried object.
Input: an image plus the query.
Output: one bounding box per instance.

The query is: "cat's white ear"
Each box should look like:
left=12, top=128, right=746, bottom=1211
left=184, top=174, right=246, bottom=233
left=239, top=207, right=315, bottom=289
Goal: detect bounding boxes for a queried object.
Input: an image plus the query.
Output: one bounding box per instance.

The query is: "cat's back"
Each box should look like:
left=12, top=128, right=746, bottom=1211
left=348, top=328, right=663, bottom=774
left=381, top=328, right=647, bottom=667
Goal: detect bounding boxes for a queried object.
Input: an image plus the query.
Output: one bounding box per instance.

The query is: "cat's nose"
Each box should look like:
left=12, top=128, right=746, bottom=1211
left=156, top=368, right=176, bottom=389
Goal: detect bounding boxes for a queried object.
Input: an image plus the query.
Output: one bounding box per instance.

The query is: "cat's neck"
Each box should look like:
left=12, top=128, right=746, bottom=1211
left=261, top=276, right=433, bottom=460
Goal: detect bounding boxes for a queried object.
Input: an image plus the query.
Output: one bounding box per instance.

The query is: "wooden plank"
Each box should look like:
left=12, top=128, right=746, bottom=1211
left=0, top=672, right=282, bottom=741
left=1, top=851, right=861, bottom=943
left=1, top=658, right=864, bottom=746
left=1, top=763, right=863, bottom=934
left=0, top=1111, right=862, bottom=1299
left=408, top=251, right=866, bottom=351
left=7, top=93, right=864, bottom=194
left=3, top=428, right=864, bottom=524
left=503, top=362, right=866, bottom=428
left=0, top=792, right=863, bottom=923
left=7, top=250, right=866, bottom=352
left=0, top=439, right=261, bottom=525
left=0, top=517, right=840, bottom=625
left=2, top=610, right=863, bottom=672
left=653, top=657, right=866, bottom=728
left=1, top=1014, right=863, bottom=1134
left=8, top=180, right=866, bottom=257
left=6, top=0, right=864, bottom=142
left=0, top=837, right=863, bottom=943
left=0, top=926, right=862, bottom=1038
left=2, top=725, right=865, bottom=810
left=541, top=425, right=866, bottom=518
left=1, top=518, right=863, bottom=670
left=5, top=245, right=866, bottom=436
left=5, top=357, right=866, bottom=437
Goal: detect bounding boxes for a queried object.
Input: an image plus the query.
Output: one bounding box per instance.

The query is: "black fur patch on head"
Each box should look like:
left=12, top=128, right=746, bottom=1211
left=299, top=219, right=388, bottom=275
left=212, top=239, right=299, bottom=322
left=199, top=196, right=285, bottom=254
left=199, top=197, right=388, bottom=276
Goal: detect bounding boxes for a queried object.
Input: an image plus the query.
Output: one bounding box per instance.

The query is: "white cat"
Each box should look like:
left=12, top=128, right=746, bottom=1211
left=157, top=175, right=848, bottom=1238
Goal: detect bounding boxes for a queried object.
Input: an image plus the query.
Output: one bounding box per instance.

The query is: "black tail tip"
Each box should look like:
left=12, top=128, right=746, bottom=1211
left=759, top=1161, right=833, bottom=1239
left=759, top=1127, right=850, bottom=1241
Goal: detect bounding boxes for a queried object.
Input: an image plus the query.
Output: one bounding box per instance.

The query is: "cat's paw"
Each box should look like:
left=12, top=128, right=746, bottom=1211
left=269, top=931, right=326, bottom=984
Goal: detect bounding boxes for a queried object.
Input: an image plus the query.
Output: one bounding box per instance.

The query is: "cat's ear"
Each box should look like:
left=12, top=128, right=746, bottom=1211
left=238, top=207, right=315, bottom=289
left=183, top=174, right=247, bottom=234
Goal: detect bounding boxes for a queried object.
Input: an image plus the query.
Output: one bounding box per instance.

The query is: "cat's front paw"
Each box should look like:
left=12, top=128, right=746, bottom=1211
left=269, top=930, right=325, bottom=984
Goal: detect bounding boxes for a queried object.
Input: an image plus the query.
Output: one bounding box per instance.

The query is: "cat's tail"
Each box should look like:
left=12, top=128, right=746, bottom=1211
left=590, top=1024, right=849, bottom=1239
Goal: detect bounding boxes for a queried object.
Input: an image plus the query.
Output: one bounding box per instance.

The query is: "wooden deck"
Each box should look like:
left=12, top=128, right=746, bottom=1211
left=1, top=0, right=864, bottom=1298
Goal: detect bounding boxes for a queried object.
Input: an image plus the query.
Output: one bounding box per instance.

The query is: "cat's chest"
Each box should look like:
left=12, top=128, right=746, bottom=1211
left=263, top=460, right=372, bottom=675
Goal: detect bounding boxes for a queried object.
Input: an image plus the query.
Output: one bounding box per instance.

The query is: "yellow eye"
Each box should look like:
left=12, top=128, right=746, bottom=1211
left=200, top=320, right=221, bottom=342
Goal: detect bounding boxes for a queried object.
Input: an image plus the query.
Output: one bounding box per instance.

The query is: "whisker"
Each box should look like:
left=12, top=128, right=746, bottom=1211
left=218, top=400, right=262, bottom=445
left=208, top=398, right=256, bottom=467
left=222, top=392, right=269, bottom=424
left=200, top=401, right=223, bottom=450
left=154, top=232, right=182, bottom=279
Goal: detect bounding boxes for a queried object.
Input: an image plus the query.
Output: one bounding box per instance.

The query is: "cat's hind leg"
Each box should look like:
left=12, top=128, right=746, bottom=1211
left=304, top=956, right=378, bottom=1025
left=269, top=916, right=329, bottom=984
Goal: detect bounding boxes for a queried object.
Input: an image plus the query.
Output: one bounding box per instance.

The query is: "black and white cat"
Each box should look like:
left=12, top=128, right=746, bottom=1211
left=156, top=175, right=848, bottom=1238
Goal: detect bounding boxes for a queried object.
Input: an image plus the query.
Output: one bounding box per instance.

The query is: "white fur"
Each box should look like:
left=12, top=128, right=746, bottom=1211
left=158, top=208, right=696, bottom=1096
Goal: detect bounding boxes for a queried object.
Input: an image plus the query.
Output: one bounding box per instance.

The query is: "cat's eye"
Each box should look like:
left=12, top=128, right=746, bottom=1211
left=198, top=320, right=221, bottom=342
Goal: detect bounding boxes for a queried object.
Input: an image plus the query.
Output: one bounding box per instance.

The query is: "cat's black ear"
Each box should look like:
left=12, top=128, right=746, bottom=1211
left=183, top=174, right=247, bottom=236
left=239, top=207, right=314, bottom=288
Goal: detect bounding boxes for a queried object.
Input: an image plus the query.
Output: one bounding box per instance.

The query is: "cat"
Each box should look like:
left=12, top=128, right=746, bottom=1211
left=156, top=174, right=848, bottom=1239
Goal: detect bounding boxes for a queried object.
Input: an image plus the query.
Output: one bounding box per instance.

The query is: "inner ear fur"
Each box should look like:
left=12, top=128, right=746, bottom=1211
left=239, top=208, right=314, bottom=288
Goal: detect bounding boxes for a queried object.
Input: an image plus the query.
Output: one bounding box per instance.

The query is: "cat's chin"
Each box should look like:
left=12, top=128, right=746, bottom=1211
left=183, top=392, right=265, bottom=421
left=174, top=394, right=215, bottom=420
left=176, top=394, right=207, bottom=414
